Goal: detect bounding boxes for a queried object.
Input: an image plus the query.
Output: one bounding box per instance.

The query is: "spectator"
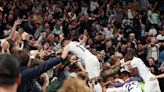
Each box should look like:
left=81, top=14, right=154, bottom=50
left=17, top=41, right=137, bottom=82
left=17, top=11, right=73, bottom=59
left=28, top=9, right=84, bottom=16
left=147, top=57, right=159, bottom=74
left=90, top=0, right=99, bottom=13
left=156, top=29, right=164, bottom=41
left=0, top=0, right=164, bottom=92
left=147, top=37, right=160, bottom=62
left=14, top=50, right=62, bottom=92
left=149, top=25, right=157, bottom=36
left=0, top=54, right=20, bottom=92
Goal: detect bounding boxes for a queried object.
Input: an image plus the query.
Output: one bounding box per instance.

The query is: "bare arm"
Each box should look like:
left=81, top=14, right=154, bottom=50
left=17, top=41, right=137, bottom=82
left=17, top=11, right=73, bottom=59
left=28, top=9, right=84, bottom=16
left=61, top=46, right=69, bottom=59
left=8, top=19, right=22, bottom=39
left=76, top=61, right=85, bottom=72
left=41, top=73, right=49, bottom=92
left=156, top=74, right=164, bottom=79
left=121, top=60, right=131, bottom=67
left=80, top=35, right=88, bottom=45
left=150, top=73, right=164, bottom=80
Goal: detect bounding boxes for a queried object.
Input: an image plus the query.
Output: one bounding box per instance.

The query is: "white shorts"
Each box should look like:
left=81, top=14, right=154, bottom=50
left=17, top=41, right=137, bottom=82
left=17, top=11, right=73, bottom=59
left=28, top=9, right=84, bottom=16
left=84, top=55, right=100, bottom=79
left=144, top=79, right=161, bottom=92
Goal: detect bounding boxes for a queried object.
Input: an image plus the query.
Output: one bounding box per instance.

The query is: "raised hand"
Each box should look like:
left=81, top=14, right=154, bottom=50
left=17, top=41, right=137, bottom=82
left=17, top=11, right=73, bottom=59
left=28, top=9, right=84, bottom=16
left=14, top=19, right=22, bottom=26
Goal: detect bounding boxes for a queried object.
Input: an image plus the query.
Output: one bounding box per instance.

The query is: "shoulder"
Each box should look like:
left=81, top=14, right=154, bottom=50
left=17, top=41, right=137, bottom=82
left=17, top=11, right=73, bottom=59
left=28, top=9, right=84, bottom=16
left=133, top=57, right=142, bottom=61
left=131, top=57, right=142, bottom=65
left=68, top=41, right=79, bottom=48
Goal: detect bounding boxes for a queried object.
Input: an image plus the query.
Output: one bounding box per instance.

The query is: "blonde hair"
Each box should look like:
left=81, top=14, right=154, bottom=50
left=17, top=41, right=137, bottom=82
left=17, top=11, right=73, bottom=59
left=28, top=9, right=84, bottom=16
left=59, top=77, right=90, bottom=92
left=22, top=32, right=30, bottom=41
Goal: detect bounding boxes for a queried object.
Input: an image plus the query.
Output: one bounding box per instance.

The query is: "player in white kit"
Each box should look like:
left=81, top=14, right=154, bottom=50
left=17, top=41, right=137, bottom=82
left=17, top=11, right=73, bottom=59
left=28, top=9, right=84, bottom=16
left=121, top=71, right=142, bottom=92
left=121, top=52, right=161, bottom=92
left=61, top=39, right=101, bottom=79
left=123, top=81, right=142, bottom=92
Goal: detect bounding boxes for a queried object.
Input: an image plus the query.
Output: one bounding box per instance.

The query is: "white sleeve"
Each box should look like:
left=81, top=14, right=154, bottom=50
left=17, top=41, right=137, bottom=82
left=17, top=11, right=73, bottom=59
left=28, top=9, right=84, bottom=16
left=94, top=84, right=102, bottom=92
left=131, top=59, right=138, bottom=68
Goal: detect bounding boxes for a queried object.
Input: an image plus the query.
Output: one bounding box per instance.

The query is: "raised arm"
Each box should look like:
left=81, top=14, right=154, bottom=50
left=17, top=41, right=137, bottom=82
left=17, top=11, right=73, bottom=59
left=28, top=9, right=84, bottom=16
left=8, top=19, right=22, bottom=39
left=80, top=30, right=88, bottom=45
left=150, top=73, right=164, bottom=80
left=121, top=60, right=131, bottom=67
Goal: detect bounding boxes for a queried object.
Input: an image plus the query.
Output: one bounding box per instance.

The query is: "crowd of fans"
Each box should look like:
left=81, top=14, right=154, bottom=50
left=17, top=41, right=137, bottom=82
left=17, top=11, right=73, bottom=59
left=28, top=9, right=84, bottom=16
left=0, top=0, right=164, bottom=92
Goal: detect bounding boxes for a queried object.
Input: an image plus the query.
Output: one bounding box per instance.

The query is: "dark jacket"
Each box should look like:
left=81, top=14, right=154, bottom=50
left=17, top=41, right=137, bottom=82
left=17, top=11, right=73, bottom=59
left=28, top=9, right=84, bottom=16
left=17, top=57, right=62, bottom=92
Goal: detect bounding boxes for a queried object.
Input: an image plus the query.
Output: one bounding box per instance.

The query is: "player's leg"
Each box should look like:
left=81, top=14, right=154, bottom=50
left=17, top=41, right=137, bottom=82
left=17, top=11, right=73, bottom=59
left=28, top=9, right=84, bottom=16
left=84, top=56, right=100, bottom=79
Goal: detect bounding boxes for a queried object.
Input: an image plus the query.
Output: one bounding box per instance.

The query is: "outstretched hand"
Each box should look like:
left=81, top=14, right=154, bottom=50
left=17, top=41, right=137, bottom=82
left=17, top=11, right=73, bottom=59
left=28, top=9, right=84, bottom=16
left=150, top=76, right=157, bottom=81
left=14, top=19, right=22, bottom=26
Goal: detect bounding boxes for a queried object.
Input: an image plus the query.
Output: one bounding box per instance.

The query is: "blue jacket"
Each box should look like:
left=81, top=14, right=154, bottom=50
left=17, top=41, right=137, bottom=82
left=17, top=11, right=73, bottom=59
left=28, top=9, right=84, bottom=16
left=17, top=57, right=62, bottom=92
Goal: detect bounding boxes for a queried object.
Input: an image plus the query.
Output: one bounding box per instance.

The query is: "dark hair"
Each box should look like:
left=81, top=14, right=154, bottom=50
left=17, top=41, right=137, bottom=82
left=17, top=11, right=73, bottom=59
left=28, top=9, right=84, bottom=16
left=121, top=71, right=131, bottom=77
left=148, top=57, right=155, bottom=61
left=124, top=51, right=134, bottom=62
left=127, top=49, right=137, bottom=56
left=0, top=54, right=20, bottom=86
left=61, top=39, right=68, bottom=47
left=14, top=50, right=30, bottom=67
left=72, top=38, right=79, bottom=42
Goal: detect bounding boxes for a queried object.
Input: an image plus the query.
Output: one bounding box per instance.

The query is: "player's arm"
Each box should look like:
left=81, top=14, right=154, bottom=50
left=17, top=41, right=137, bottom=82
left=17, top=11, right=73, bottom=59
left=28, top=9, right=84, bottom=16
left=156, top=74, right=164, bottom=79
left=121, top=60, right=131, bottom=67
left=61, top=46, right=69, bottom=59
left=150, top=73, right=164, bottom=80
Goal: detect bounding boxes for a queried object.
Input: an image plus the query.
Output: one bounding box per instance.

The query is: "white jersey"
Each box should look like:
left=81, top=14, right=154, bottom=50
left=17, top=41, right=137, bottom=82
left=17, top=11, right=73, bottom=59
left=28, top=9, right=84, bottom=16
left=68, top=42, right=93, bottom=61
left=67, top=41, right=100, bottom=79
left=94, top=83, right=102, bottom=92
left=123, top=81, right=142, bottom=92
left=131, top=57, right=154, bottom=82
left=120, top=59, right=129, bottom=72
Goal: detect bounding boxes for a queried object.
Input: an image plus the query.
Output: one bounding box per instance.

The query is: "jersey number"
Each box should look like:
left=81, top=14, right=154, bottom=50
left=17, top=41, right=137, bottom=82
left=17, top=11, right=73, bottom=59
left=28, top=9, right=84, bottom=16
left=76, top=45, right=85, bottom=52
left=125, top=81, right=137, bottom=92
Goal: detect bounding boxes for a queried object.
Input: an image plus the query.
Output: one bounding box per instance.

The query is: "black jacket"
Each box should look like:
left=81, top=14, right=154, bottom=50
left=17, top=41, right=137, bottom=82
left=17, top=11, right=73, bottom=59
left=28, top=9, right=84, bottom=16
left=17, top=57, right=62, bottom=92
